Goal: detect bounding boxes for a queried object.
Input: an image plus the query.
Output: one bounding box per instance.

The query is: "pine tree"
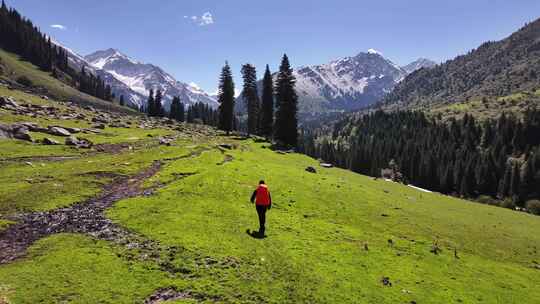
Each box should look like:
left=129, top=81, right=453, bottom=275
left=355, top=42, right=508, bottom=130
left=260, top=64, right=274, bottom=138
left=119, top=95, right=125, bottom=106
left=274, top=54, right=298, bottom=147
left=146, top=89, right=155, bottom=115
left=169, top=96, right=178, bottom=120
left=178, top=101, right=185, bottom=122
left=217, top=62, right=235, bottom=135
left=241, top=64, right=260, bottom=135
left=154, top=90, right=164, bottom=117
left=169, top=96, right=185, bottom=121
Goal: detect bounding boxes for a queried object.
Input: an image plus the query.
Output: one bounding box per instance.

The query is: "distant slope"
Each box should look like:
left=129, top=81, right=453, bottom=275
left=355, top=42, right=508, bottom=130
left=0, top=48, right=135, bottom=113
left=384, top=18, right=540, bottom=108
left=401, top=58, right=437, bottom=74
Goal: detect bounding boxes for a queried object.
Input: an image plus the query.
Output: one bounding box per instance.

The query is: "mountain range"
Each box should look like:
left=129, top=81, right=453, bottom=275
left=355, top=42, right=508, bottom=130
left=57, top=39, right=435, bottom=114
left=292, top=49, right=435, bottom=112
left=236, top=50, right=435, bottom=113
left=54, top=41, right=218, bottom=109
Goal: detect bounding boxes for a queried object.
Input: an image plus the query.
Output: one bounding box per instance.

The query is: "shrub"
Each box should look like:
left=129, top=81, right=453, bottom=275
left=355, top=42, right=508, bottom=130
left=500, top=198, right=516, bottom=210
left=526, top=200, right=540, bottom=215
left=16, top=75, right=32, bottom=87
left=476, top=195, right=498, bottom=206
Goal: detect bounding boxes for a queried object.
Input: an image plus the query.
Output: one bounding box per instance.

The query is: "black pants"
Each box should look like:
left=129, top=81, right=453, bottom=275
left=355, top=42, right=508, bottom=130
left=256, top=205, right=268, bottom=232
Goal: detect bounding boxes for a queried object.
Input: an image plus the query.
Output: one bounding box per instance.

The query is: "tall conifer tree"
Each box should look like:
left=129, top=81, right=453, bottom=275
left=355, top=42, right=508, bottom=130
left=260, top=64, right=274, bottom=138
left=147, top=89, right=155, bottom=115
left=218, top=62, right=235, bottom=135
left=274, top=54, right=298, bottom=147
left=241, top=64, right=260, bottom=135
left=154, top=89, right=164, bottom=117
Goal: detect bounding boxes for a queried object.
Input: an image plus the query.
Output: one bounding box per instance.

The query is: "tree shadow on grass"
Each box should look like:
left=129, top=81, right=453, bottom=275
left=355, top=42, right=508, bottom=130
left=246, top=229, right=266, bottom=239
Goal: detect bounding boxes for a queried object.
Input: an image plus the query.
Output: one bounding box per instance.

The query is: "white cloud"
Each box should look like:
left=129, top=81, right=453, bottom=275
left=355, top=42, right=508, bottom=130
left=188, top=12, right=214, bottom=26
left=50, top=24, right=67, bottom=30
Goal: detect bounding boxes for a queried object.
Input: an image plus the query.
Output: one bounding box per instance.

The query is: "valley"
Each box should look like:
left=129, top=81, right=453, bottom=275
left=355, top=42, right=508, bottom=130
left=1, top=1, right=540, bottom=303
left=0, top=88, right=539, bottom=303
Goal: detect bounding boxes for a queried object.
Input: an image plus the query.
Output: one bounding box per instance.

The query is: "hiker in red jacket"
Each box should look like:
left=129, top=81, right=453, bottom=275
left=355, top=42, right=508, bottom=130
left=250, top=180, right=272, bottom=236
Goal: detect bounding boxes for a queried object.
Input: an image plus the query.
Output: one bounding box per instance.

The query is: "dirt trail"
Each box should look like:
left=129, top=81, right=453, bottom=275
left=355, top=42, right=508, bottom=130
left=0, top=161, right=161, bottom=264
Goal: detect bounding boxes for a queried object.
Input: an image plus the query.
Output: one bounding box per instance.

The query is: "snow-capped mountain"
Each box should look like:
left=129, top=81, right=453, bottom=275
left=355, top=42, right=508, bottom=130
left=293, top=49, right=409, bottom=111
left=236, top=49, right=435, bottom=113
left=84, top=49, right=218, bottom=109
left=50, top=39, right=147, bottom=108
left=401, top=58, right=437, bottom=74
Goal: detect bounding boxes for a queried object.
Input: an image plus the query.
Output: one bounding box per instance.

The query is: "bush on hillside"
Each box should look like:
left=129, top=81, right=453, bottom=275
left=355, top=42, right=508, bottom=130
left=476, top=195, right=499, bottom=206
left=500, top=198, right=516, bottom=210
left=16, top=75, right=32, bottom=87
left=526, top=200, right=540, bottom=215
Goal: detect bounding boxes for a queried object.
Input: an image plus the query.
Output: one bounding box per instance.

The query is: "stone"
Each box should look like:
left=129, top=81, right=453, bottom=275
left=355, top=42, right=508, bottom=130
left=0, top=124, right=13, bottom=139
left=65, top=135, right=93, bottom=149
left=0, top=96, right=19, bottom=108
left=218, top=143, right=233, bottom=150
left=42, top=137, right=60, bottom=145
left=320, top=163, right=333, bottom=168
left=13, top=129, right=32, bottom=142
left=305, top=166, right=317, bottom=173
left=159, top=138, right=172, bottom=146
left=92, top=116, right=110, bottom=124
left=93, top=124, right=106, bottom=130
left=381, top=276, right=392, bottom=286
left=63, top=127, right=81, bottom=134
left=47, top=126, right=71, bottom=137
left=65, top=135, right=79, bottom=146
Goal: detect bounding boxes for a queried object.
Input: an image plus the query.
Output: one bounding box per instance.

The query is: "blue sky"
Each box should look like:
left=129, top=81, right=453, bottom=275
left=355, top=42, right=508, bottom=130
left=8, top=0, right=540, bottom=92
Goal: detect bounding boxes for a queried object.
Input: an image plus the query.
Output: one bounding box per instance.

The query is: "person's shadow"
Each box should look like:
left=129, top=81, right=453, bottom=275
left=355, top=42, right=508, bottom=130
left=246, top=229, right=267, bottom=239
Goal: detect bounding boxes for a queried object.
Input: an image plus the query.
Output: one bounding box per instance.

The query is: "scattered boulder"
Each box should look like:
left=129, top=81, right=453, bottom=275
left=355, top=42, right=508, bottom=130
left=92, top=115, right=111, bottom=124
left=42, top=137, right=60, bottom=145
left=218, top=143, right=233, bottom=150
left=0, top=124, right=13, bottom=139
left=12, top=127, right=32, bottom=142
left=65, top=135, right=93, bottom=149
left=63, top=127, right=81, bottom=134
left=305, top=166, right=317, bottom=173
left=109, top=122, right=129, bottom=128
left=0, top=96, right=19, bottom=109
left=430, top=241, right=442, bottom=255
left=47, top=126, right=71, bottom=137
left=0, top=123, right=32, bottom=141
left=381, top=277, right=392, bottom=286
left=93, top=124, right=106, bottom=130
left=16, top=122, right=40, bottom=131
left=320, top=163, right=333, bottom=168
left=65, top=135, right=79, bottom=146
left=159, top=137, right=173, bottom=146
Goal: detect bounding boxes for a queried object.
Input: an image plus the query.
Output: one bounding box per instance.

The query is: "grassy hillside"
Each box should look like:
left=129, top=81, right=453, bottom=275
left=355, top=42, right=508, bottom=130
left=0, top=89, right=539, bottom=303
left=0, top=48, right=136, bottom=114
left=405, top=88, right=540, bottom=121
left=383, top=18, right=540, bottom=114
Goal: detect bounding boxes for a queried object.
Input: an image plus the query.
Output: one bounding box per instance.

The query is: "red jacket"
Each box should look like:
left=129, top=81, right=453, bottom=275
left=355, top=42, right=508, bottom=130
left=251, top=184, right=272, bottom=206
